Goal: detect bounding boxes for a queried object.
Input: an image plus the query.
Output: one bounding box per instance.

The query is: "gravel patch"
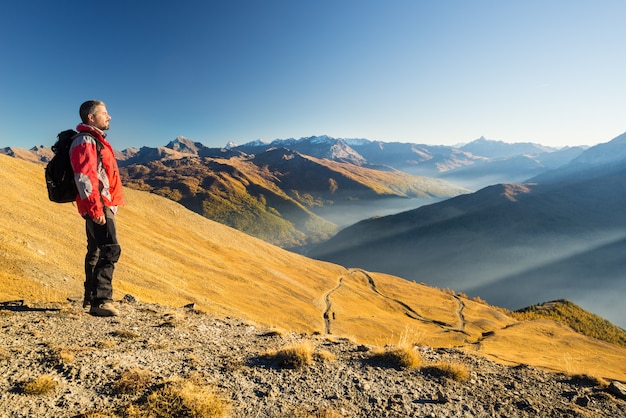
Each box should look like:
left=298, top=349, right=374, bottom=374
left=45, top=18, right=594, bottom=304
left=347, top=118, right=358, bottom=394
left=1, top=299, right=625, bottom=417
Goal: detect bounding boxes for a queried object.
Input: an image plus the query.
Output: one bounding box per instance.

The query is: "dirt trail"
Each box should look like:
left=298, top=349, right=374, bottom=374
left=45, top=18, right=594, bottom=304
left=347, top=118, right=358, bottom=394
left=322, top=275, right=343, bottom=334
left=322, top=269, right=469, bottom=336
left=450, top=294, right=467, bottom=333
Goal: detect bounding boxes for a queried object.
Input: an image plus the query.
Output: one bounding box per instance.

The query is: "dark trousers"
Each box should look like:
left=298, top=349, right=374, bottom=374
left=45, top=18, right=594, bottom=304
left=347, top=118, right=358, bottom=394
left=84, top=207, right=121, bottom=306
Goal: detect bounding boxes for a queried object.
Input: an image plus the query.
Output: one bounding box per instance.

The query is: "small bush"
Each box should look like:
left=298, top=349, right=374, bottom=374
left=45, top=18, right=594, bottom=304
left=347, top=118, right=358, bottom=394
left=567, top=373, right=608, bottom=388
left=264, top=341, right=314, bottom=369
left=57, top=349, right=75, bottom=364
left=369, top=347, right=421, bottom=369
left=259, top=328, right=284, bottom=337
left=51, top=347, right=83, bottom=365
left=423, top=361, right=470, bottom=381
left=314, top=349, right=336, bottom=362
left=125, top=380, right=229, bottom=417
left=471, top=295, right=488, bottom=305
left=111, top=330, right=141, bottom=340
left=113, top=368, right=152, bottom=395
left=97, top=340, right=116, bottom=349
left=80, top=410, right=116, bottom=418
left=21, top=374, right=58, bottom=395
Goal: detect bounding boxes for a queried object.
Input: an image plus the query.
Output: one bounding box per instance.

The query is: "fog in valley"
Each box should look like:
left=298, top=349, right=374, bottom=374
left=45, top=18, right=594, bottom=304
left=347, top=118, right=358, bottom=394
left=466, top=232, right=626, bottom=330
left=311, top=196, right=447, bottom=229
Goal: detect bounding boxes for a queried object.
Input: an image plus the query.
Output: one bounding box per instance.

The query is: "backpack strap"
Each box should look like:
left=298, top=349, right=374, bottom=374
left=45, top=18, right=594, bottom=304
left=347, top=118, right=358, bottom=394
left=74, top=131, right=104, bottom=160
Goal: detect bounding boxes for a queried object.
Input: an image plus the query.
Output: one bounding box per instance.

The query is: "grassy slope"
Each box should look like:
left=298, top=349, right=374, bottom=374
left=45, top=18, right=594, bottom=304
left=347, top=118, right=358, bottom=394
left=1, top=154, right=626, bottom=381
left=513, top=299, right=626, bottom=348
left=121, top=155, right=337, bottom=248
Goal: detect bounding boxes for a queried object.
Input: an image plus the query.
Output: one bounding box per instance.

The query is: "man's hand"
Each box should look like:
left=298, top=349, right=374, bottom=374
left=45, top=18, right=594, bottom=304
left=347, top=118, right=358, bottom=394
left=93, top=215, right=106, bottom=225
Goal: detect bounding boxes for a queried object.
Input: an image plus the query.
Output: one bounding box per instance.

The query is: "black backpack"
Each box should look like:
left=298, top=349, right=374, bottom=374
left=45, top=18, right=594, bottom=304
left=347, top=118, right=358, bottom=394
left=45, top=130, right=101, bottom=203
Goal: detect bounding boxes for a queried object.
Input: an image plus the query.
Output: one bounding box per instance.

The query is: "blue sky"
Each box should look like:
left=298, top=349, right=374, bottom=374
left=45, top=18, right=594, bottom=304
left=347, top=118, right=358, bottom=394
left=1, top=1, right=625, bottom=150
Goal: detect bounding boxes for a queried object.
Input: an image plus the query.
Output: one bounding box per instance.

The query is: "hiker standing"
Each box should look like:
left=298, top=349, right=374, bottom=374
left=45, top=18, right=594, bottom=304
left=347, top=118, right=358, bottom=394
left=70, top=100, right=125, bottom=316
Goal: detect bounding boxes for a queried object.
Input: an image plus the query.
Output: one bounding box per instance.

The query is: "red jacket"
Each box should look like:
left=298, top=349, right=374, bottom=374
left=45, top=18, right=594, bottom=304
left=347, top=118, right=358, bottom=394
left=70, top=123, right=125, bottom=219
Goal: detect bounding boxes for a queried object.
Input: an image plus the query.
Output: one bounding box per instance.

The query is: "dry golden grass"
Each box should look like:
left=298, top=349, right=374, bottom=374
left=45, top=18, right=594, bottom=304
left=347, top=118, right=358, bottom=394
left=21, top=374, right=58, bottom=395
left=146, top=338, right=170, bottom=350
left=80, top=411, right=115, bottom=418
left=2, top=155, right=626, bottom=381
left=111, top=330, right=141, bottom=340
left=422, top=361, right=470, bottom=381
left=313, top=410, right=343, bottom=418
left=125, top=379, right=230, bottom=418
left=512, top=299, right=626, bottom=348
left=369, top=346, right=422, bottom=369
left=314, top=349, right=337, bottom=362
left=53, top=347, right=77, bottom=364
left=470, top=319, right=626, bottom=379
left=263, top=341, right=315, bottom=369
left=113, top=368, right=153, bottom=395
left=97, top=340, right=116, bottom=349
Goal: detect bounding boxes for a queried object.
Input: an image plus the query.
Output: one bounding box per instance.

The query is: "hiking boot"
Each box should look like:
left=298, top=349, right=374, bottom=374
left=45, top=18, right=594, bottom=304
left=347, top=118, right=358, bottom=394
left=89, top=302, right=120, bottom=317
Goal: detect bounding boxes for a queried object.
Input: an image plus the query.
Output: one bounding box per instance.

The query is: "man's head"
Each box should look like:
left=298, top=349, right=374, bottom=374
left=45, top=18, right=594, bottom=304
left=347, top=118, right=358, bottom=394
left=79, top=100, right=111, bottom=131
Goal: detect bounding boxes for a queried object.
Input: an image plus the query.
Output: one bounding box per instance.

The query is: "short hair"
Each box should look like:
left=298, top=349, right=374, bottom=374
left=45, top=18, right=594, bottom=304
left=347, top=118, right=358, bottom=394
left=79, top=100, right=106, bottom=123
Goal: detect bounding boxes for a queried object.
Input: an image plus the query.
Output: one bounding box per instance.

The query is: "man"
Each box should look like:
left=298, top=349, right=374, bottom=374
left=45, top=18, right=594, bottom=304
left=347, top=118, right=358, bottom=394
left=70, top=100, right=125, bottom=316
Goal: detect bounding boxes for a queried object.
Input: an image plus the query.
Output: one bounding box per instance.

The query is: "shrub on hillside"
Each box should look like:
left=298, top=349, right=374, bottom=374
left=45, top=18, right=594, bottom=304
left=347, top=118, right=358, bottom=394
left=21, top=374, right=58, bottom=395
left=367, top=346, right=422, bottom=369
left=422, top=361, right=470, bottom=381
left=261, top=341, right=315, bottom=369
left=125, top=379, right=229, bottom=418
left=113, top=368, right=153, bottom=395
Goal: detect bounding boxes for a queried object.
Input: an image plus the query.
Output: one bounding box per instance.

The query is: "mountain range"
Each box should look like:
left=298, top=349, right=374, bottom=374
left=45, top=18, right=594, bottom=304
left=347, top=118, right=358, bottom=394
left=2, top=135, right=584, bottom=249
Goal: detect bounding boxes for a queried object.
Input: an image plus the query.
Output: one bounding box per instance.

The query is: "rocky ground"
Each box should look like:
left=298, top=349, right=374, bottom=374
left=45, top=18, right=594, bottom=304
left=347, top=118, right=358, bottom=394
left=1, top=298, right=625, bottom=418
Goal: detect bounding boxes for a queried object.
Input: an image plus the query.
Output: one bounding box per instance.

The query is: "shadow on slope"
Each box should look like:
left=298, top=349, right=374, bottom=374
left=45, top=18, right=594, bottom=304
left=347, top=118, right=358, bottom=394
left=468, top=236, right=626, bottom=330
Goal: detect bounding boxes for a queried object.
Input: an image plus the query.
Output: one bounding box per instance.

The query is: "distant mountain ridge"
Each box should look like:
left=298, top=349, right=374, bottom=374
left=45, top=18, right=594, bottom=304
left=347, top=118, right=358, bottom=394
left=530, top=131, right=626, bottom=183
left=117, top=139, right=469, bottom=248
left=242, top=136, right=582, bottom=191
left=118, top=135, right=587, bottom=248
left=3, top=134, right=584, bottom=188
left=229, top=135, right=586, bottom=189
left=233, top=135, right=486, bottom=174
left=460, top=136, right=558, bottom=158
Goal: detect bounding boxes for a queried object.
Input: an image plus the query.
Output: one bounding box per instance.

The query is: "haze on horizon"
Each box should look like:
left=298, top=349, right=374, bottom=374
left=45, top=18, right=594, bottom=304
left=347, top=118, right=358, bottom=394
left=1, top=1, right=625, bottom=151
